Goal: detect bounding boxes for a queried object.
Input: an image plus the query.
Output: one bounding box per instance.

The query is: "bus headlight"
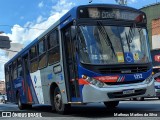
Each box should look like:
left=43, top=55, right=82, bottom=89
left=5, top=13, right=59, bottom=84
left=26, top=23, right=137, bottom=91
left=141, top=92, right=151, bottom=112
left=82, top=75, right=104, bottom=88
left=145, top=75, right=153, bottom=84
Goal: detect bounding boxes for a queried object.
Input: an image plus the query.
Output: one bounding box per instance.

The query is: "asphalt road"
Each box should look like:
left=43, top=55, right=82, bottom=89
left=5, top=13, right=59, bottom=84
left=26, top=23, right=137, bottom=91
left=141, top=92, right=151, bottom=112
left=0, top=98, right=160, bottom=119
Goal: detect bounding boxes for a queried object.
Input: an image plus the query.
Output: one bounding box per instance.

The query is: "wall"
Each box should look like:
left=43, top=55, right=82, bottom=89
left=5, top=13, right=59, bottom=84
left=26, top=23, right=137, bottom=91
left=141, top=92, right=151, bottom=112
left=152, top=19, right=160, bottom=49
left=140, top=3, right=160, bottom=49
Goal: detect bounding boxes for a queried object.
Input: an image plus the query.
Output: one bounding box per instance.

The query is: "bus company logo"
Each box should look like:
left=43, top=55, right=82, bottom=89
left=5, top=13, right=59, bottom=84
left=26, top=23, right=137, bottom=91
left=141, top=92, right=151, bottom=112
left=95, top=76, right=119, bottom=82
left=2, top=112, right=11, bottom=117
left=34, top=76, right=37, bottom=84
left=154, top=55, right=160, bottom=62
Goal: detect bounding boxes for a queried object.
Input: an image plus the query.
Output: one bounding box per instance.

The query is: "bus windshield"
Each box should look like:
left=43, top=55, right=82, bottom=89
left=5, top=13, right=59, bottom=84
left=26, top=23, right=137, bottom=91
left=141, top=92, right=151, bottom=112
left=78, top=24, right=151, bottom=65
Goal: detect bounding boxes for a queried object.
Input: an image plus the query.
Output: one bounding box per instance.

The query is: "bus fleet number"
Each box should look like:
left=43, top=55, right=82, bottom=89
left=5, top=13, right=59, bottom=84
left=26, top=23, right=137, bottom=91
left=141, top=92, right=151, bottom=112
left=134, top=74, right=143, bottom=79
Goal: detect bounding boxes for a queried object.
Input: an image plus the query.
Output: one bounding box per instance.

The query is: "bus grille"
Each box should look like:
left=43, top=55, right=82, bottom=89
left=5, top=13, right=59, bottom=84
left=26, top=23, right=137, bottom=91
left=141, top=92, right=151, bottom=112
left=107, top=89, right=146, bottom=99
left=105, top=79, right=145, bottom=85
left=99, top=66, right=149, bottom=74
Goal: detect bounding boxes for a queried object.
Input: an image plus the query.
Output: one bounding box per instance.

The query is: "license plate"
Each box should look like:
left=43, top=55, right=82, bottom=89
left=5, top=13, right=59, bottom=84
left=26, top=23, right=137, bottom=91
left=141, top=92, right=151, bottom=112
left=123, top=89, right=135, bottom=95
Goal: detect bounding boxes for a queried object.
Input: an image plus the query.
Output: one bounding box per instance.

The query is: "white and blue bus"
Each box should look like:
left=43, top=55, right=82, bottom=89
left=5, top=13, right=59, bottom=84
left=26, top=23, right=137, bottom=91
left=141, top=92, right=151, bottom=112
left=5, top=4, right=155, bottom=114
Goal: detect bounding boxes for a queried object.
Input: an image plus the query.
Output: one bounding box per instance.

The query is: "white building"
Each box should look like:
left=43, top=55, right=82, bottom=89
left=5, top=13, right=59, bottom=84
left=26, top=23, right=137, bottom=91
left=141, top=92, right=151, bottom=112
left=5, top=43, right=23, bottom=59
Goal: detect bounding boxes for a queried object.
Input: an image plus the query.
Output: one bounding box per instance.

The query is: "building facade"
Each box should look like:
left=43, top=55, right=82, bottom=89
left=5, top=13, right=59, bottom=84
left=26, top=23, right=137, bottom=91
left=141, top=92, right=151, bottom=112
left=0, top=81, right=5, bottom=95
left=141, top=3, right=160, bottom=49
left=5, top=43, right=23, bottom=59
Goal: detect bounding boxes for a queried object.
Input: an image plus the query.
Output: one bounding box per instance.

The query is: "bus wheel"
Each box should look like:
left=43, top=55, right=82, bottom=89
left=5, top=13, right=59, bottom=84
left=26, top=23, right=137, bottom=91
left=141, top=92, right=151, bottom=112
left=53, top=87, right=70, bottom=114
left=17, top=93, right=25, bottom=110
left=104, top=101, right=119, bottom=108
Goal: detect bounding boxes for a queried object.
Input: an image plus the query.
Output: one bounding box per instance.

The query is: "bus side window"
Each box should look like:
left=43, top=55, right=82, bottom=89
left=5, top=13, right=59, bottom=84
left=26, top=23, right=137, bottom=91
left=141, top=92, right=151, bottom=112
left=17, top=58, right=22, bottom=77
left=38, top=38, right=47, bottom=69
left=5, top=67, right=9, bottom=82
left=30, top=45, right=38, bottom=73
left=13, top=61, right=17, bottom=80
left=47, top=29, right=60, bottom=65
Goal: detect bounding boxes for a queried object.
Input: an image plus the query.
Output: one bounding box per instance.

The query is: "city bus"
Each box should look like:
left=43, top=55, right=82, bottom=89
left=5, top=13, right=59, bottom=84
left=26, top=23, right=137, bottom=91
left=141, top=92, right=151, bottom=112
left=5, top=4, right=155, bottom=114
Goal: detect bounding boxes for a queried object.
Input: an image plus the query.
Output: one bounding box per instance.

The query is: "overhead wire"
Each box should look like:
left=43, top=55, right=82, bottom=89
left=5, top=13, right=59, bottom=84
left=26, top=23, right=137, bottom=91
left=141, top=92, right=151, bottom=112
left=0, top=24, right=47, bottom=30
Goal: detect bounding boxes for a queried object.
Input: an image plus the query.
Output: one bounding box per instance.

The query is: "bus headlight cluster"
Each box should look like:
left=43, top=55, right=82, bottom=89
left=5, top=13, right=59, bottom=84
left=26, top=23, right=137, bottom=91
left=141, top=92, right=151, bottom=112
left=82, top=75, right=104, bottom=88
left=145, top=75, right=153, bottom=84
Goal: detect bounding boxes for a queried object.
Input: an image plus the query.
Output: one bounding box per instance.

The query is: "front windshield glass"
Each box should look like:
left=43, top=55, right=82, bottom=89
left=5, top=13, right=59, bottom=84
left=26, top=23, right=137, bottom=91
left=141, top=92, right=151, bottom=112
left=78, top=25, right=151, bottom=64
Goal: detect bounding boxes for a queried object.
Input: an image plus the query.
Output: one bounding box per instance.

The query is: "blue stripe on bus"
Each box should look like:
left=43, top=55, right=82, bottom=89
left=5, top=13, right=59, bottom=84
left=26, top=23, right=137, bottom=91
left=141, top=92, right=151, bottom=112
left=71, top=97, right=82, bottom=102
left=78, top=64, right=152, bottom=82
left=79, top=85, right=84, bottom=102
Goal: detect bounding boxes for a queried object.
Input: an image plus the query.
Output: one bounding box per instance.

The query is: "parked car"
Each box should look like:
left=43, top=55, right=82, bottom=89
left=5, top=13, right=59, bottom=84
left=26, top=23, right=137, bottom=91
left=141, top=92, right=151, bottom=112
left=130, top=74, right=160, bottom=101
left=130, top=49, right=160, bottom=101
left=0, top=95, right=7, bottom=103
left=0, top=95, right=5, bottom=103
left=153, top=75, right=160, bottom=99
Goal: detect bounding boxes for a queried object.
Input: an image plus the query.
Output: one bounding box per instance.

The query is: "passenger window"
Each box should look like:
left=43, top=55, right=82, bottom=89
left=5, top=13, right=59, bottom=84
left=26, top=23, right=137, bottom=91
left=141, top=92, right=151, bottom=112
left=48, top=30, right=59, bottom=50
left=17, top=58, right=22, bottom=77
left=13, top=61, right=17, bottom=80
left=48, top=47, right=60, bottom=64
left=38, top=38, right=47, bottom=69
left=5, top=67, right=9, bottom=82
left=30, top=59, right=38, bottom=72
left=39, top=54, right=47, bottom=69
left=30, top=46, right=37, bottom=59
left=38, top=39, right=46, bottom=55
left=30, top=45, right=38, bottom=72
left=47, top=29, right=60, bottom=65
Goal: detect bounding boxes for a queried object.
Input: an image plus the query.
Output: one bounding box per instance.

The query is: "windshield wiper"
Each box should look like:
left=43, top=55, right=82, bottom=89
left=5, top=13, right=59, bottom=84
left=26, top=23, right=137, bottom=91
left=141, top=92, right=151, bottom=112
left=125, top=32, right=131, bottom=52
left=97, top=21, right=116, bottom=57
left=127, top=23, right=136, bottom=43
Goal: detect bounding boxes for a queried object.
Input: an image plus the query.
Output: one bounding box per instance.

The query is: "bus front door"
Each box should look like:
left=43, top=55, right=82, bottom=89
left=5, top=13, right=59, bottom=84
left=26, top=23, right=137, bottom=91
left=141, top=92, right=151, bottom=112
left=62, top=26, right=80, bottom=102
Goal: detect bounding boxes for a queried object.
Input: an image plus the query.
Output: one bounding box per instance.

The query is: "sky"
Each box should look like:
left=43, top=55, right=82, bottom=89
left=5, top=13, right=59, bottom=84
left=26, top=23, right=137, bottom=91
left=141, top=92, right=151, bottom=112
left=0, top=0, right=159, bottom=80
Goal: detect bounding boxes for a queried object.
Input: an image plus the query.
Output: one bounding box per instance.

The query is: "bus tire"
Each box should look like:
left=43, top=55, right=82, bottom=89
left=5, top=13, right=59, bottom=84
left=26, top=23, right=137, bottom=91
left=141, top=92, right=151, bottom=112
left=53, top=87, right=70, bottom=114
left=17, top=93, right=25, bottom=110
left=104, top=101, right=119, bottom=108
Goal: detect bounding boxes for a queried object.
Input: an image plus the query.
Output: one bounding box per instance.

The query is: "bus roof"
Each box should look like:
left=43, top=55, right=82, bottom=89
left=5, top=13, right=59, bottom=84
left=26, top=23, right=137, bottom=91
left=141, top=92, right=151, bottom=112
left=5, top=4, right=142, bottom=66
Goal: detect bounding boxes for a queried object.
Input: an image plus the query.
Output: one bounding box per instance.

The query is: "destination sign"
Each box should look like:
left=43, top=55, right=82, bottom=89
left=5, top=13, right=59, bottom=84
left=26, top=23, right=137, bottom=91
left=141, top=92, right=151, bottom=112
left=78, top=7, right=145, bottom=22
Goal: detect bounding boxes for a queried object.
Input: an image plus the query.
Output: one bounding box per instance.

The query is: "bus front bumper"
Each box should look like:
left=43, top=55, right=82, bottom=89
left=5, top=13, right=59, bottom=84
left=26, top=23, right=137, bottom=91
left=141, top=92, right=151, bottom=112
left=81, top=78, right=155, bottom=103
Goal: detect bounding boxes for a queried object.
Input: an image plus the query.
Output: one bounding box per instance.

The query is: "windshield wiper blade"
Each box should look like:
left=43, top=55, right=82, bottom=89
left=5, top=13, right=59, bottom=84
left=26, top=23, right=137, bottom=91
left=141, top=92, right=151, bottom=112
left=97, top=21, right=116, bottom=57
left=125, top=32, right=131, bottom=52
